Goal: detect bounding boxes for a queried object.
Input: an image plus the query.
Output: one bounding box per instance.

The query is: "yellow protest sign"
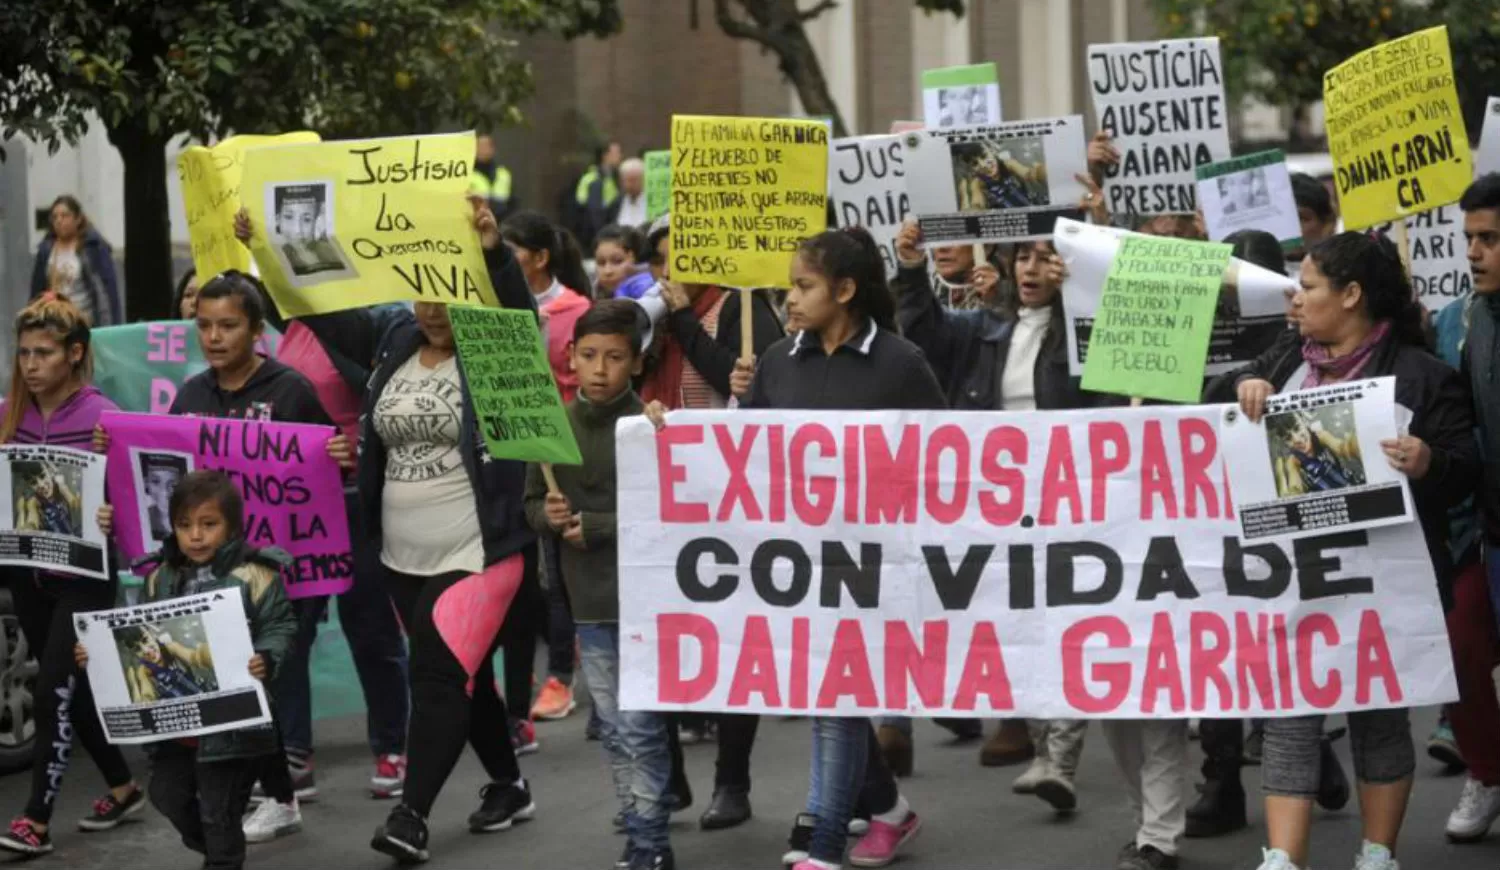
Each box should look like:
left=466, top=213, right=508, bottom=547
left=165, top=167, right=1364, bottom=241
left=240, top=132, right=498, bottom=317
left=179, top=132, right=320, bottom=281
left=1323, top=26, right=1472, bottom=230
left=669, top=115, right=829, bottom=289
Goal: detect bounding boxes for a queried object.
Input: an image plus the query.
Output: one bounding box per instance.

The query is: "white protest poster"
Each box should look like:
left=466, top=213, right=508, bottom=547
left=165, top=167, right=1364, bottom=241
left=616, top=410, right=1454, bottom=719
left=1221, top=378, right=1415, bottom=541
left=830, top=135, right=909, bottom=279
left=0, top=446, right=108, bottom=580
left=1088, top=37, right=1231, bottom=216
left=1054, top=218, right=1292, bottom=378
left=76, top=591, right=273, bottom=744
left=903, top=117, right=1089, bottom=245
left=1195, top=150, right=1301, bottom=246
left=1479, top=96, right=1500, bottom=177
left=921, top=63, right=1002, bottom=129
left=1376, top=205, right=1472, bottom=311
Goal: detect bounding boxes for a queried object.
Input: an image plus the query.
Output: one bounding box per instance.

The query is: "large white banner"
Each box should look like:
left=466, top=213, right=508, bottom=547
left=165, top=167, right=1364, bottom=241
left=0, top=445, right=109, bottom=580
left=617, top=409, right=1456, bottom=719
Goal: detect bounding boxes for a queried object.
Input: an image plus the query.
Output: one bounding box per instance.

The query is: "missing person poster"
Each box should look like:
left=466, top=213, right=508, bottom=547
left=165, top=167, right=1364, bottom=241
left=92, top=321, right=280, bottom=413
left=1195, top=150, right=1301, bottom=247
left=830, top=135, right=910, bottom=279
left=920, top=63, right=1002, bottom=129
left=668, top=115, right=830, bottom=289
left=903, top=117, right=1088, bottom=245
left=1375, top=205, right=1471, bottom=311
left=1054, top=218, right=1293, bottom=380
left=178, top=132, right=320, bottom=282
left=76, top=591, right=272, bottom=744
left=100, top=412, right=351, bottom=598
left=1479, top=96, right=1500, bottom=178
left=1221, top=378, right=1415, bottom=541
left=1323, top=26, right=1472, bottom=230
left=0, top=446, right=108, bottom=580
left=241, top=131, right=500, bottom=317
left=1087, top=37, right=1231, bottom=216
left=615, top=410, right=1455, bottom=718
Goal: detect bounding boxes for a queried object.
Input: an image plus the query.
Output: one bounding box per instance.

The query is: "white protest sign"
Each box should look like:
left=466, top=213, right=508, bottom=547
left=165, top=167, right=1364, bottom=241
left=1479, top=97, right=1500, bottom=177
left=921, top=64, right=1002, bottom=129
left=830, top=135, right=909, bottom=280
left=1054, top=218, right=1292, bottom=378
left=1088, top=38, right=1231, bottom=216
left=76, top=591, right=273, bottom=744
left=902, top=117, right=1089, bottom=245
left=0, top=445, right=108, bottom=580
left=1376, top=204, right=1471, bottom=311
left=1195, top=150, right=1301, bottom=246
left=1222, top=378, right=1415, bottom=540
left=617, top=410, right=1454, bottom=719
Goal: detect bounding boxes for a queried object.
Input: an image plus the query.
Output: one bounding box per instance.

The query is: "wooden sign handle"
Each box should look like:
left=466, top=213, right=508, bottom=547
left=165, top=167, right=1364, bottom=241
left=740, top=287, right=754, bottom=361
left=1392, top=220, right=1412, bottom=283
left=541, top=463, right=560, bottom=495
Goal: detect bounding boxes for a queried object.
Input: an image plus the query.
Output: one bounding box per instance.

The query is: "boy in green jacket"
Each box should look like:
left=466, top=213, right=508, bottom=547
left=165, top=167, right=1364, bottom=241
left=523, top=300, right=675, bottom=870
left=79, top=471, right=295, bottom=870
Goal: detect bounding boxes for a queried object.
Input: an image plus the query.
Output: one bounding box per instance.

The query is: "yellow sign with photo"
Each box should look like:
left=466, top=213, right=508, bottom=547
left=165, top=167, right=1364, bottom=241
left=179, top=132, right=320, bottom=282
left=240, top=131, right=498, bottom=317
left=669, top=115, right=829, bottom=289
left=1323, top=25, right=1472, bottom=230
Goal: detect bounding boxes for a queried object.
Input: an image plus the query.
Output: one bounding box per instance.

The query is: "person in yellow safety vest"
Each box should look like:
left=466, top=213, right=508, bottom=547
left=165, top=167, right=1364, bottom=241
left=470, top=134, right=515, bottom=221
left=573, top=141, right=622, bottom=249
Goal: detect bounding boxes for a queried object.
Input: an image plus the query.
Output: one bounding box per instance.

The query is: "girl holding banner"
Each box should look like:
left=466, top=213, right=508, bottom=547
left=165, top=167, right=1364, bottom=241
left=1232, top=232, right=1479, bottom=870
left=0, top=298, right=144, bottom=858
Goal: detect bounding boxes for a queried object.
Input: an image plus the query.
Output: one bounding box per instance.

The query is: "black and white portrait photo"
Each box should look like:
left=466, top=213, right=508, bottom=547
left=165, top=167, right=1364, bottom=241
left=266, top=182, right=356, bottom=282
left=135, top=451, right=191, bottom=546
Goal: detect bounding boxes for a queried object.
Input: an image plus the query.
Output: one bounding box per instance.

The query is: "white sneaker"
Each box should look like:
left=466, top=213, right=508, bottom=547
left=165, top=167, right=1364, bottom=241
left=1256, top=848, right=1300, bottom=870
left=243, top=798, right=302, bottom=844
left=1447, top=777, right=1500, bottom=842
left=1012, top=757, right=1049, bottom=795
left=1353, top=840, right=1398, bottom=870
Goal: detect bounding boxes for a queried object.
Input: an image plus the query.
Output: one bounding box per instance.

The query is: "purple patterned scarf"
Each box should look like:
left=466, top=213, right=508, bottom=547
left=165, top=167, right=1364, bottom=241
left=1300, top=319, right=1391, bottom=388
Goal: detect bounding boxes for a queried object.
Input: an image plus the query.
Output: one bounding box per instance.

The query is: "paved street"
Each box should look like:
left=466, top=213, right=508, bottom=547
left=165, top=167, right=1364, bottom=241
left=2, top=704, right=1497, bottom=870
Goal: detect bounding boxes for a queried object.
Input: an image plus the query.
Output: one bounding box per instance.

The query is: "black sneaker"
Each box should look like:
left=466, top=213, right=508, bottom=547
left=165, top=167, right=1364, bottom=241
left=78, top=786, right=146, bottom=831
left=614, top=840, right=637, bottom=870
left=629, top=847, right=675, bottom=870
left=371, top=805, right=430, bottom=864
left=0, top=818, right=52, bottom=855
left=782, top=812, right=817, bottom=865
left=467, top=780, right=536, bottom=833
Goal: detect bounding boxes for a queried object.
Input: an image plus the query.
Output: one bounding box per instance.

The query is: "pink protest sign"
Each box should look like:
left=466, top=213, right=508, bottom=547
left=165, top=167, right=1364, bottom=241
left=101, top=411, right=351, bottom=598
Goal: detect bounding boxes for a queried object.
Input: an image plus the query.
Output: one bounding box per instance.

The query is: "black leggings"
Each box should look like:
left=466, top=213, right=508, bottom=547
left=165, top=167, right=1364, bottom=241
left=497, top=543, right=542, bottom=715
left=9, top=572, right=132, bottom=823
left=386, top=558, right=524, bottom=817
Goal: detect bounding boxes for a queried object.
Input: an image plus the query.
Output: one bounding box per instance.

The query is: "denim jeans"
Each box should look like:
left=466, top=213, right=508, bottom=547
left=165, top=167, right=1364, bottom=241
left=808, top=717, right=869, bottom=863
left=577, top=623, right=671, bottom=853
left=543, top=537, right=577, bottom=681
left=148, top=743, right=258, bottom=870
left=271, top=492, right=410, bottom=757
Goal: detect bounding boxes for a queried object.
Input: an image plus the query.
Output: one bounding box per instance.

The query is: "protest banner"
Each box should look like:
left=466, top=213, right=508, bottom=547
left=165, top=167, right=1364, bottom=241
left=1323, top=26, right=1472, bottom=230
left=890, top=121, right=925, bottom=135
left=1375, top=205, right=1471, bottom=311
left=903, top=117, right=1088, bottom=246
left=645, top=150, right=672, bottom=222
left=0, top=446, right=107, bottom=580
left=829, top=135, right=909, bottom=279
left=615, top=409, right=1454, bottom=719
left=448, top=305, right=582, bottom=465
left=1079, top=234, right=1233, bottom=404
left=101, top=412, right=350, bottom=598
left=921, top=63, right=1002, bottom=129
left=1087, top=37, right=1230, bottom=216
left=668, top=115, right=830, bottom=290
left=179, top=132, right=320, bottom=282
left=241, top=131, right=498, bottom=317
left=1479, top=96, right=1500, bottom=177
left=1195, top=150, right=1301, bottom=247
left=93, top=321, right=280, bottom=413
left=1222, top=378, right=1414, bottom=541
left=76, top=591, right=272, bottom=744
left=1055, top=218, right=1292, bottom=380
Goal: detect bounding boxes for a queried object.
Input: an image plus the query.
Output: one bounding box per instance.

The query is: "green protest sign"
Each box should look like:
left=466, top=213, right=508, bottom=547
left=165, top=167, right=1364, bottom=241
left=92, top=321, right=281, bottom=413
left=449, top=306, right=582, bottom=465
left=1080, top=235, right=1232, bottom=404
left=645, top=150, right=672, bottom=222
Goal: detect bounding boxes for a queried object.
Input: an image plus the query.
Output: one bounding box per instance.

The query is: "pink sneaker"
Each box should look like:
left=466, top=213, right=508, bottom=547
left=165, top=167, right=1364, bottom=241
left=849, top=812, right=921, bottom=868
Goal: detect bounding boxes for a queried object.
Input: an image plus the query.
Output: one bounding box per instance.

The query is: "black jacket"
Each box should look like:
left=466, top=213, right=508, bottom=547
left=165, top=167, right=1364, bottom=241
left=667, top=290, right=784, bottom=399
left=744, top=319, right=947, bottom=412
left=357, top=244, right=539, bottom=570
left=170, top=358, right=331, bottom=426
left=1228, top=331, right=1478, bottom=606
left=894, top=263, right=1093, bottom=411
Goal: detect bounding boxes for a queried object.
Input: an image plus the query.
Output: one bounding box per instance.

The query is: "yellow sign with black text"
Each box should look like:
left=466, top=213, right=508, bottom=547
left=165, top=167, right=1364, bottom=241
left=240, top=132, right=497, bottom=317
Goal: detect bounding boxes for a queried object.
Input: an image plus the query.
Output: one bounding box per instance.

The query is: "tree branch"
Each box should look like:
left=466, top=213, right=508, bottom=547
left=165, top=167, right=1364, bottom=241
left=713, top=0, right=769, bottom=44
left=799, top=0, right=838, bottom=22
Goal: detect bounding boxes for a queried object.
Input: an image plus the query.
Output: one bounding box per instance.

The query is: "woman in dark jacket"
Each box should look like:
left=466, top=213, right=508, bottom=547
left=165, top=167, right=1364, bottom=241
left=362, top=220, right=541, bottom=864
left=30, top=196, right=121, bottom=326
left=1230, top=232, right=1477, bottom=870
